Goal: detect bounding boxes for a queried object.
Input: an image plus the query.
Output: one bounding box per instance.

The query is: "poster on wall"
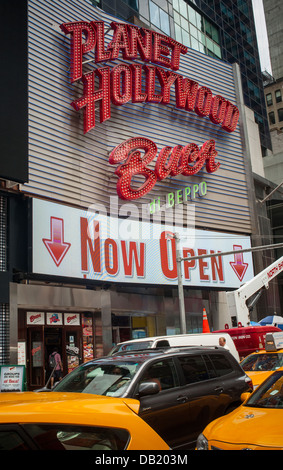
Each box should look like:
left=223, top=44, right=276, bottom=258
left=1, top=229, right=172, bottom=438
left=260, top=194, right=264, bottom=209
left=64, top=313, right=80, bottom=326
left=18, top=342, right=26, bottom=366
left=82, top=314, right=94, bottom=362
left=27, top=312, right=44, bottom=325
left=46, top=312, right=63, bottom=326
left=32, top=342, right=43, bottom=367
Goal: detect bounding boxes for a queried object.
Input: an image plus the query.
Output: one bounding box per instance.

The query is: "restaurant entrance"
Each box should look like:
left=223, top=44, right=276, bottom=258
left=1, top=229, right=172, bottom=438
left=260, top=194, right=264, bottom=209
left=27, top=324, right=82, bottom=391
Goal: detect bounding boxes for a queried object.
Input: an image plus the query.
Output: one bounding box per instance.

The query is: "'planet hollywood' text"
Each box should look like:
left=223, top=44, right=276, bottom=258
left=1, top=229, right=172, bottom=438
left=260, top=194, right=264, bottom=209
left=60, top=21, right=240, bottom=200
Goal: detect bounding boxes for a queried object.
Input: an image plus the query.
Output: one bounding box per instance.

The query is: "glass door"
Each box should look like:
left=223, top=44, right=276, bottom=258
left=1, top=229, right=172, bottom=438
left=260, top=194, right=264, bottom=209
left=27, top=327, right=45, bottom=390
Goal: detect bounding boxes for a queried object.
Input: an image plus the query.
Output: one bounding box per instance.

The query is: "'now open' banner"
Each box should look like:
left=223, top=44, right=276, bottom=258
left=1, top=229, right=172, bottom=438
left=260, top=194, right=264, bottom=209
left=32, top=198, right=254, bottom=288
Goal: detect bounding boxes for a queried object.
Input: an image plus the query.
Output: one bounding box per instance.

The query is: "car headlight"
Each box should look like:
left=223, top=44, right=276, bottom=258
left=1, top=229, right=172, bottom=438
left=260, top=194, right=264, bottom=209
left=196, top=433, right=209, bottom=450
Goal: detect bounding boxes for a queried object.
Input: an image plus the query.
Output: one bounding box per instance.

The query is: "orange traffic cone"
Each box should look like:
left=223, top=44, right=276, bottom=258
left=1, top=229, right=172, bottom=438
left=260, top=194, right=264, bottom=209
left=202, top=308, right=210, bottom=333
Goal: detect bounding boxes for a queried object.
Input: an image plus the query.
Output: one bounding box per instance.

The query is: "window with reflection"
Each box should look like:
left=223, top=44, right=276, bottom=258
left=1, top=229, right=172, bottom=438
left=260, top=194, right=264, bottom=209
left=173, top=0, right=221, bottom=59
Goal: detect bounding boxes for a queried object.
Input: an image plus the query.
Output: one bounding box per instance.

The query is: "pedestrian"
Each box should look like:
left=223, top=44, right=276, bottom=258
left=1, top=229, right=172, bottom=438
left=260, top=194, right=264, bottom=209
left=219, top=337, right=229, bottom=350
left=49, top=347, right=63, bottom=388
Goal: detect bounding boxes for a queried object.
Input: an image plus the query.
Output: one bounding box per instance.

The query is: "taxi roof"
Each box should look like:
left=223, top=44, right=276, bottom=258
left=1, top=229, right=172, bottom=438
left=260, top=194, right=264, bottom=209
left=0, top=392, right=141, bottom=425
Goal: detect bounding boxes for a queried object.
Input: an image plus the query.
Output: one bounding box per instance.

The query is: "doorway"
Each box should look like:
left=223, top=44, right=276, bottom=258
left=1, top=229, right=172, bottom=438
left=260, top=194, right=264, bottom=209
left=44, top=328, right=63, bottom=387
left=45, top=327, right=63, bottom=366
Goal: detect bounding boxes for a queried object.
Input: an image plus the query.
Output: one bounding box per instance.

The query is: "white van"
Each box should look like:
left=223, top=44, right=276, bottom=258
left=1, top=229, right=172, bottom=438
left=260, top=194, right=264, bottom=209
left=110, top=332, right=240, bottom=361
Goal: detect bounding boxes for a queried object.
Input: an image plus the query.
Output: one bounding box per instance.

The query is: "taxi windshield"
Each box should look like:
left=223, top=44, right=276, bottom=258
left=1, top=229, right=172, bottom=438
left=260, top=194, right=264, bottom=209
left=245, top=371, right=283, bottom=409
left=241, top=353, right=283, bottom=372
left=54, top=360, right=143, bottom=396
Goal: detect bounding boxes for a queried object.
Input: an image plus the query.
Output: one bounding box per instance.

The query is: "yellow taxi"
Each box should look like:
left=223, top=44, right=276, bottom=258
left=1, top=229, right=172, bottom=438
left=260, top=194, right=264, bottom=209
left=0, top=392, right=170, bottom=450
left=240, top=332, right=283, bottom=389
left=196, top=369, right=283, bottom=450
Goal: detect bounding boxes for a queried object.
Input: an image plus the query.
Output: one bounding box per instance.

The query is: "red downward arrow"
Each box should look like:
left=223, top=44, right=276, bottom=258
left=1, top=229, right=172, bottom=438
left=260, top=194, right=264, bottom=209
left=42, top=217, right=71, bottom=267
left=229, top=245, right=248, bottom=281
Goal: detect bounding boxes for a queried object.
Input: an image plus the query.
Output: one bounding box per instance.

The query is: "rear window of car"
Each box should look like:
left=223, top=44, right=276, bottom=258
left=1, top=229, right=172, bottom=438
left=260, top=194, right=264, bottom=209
left=115, top=341, right=154, bottom=353
left=22, top=424, right=130, bottom=450
left=208, top=353, right=234, bottom=376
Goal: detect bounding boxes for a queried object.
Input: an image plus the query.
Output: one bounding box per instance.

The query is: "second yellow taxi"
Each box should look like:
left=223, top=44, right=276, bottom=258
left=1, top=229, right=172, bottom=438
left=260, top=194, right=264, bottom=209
left=240, top=331, right=283, bottom=389
left=196, top=369, right=283, bottom=450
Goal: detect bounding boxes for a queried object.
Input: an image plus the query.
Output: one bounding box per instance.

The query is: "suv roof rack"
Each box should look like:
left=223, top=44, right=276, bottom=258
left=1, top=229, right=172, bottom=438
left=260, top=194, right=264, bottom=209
left=112, top=345, right=222, bottom=356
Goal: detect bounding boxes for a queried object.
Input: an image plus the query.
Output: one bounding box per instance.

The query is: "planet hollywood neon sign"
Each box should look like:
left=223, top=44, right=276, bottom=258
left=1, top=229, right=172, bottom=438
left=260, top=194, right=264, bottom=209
left=61, top=21, right=240, bottom=200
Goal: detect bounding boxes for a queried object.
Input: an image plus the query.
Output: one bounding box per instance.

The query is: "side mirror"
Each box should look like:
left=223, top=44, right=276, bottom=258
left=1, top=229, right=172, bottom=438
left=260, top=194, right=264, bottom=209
left=138, top=381, right=160, bottom=397
left=241, top=392, right=251, bottom=403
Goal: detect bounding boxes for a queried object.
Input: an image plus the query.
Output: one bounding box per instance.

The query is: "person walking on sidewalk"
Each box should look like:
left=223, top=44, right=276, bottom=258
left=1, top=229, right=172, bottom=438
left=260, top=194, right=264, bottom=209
left=49, top=348, right=63, bottom=388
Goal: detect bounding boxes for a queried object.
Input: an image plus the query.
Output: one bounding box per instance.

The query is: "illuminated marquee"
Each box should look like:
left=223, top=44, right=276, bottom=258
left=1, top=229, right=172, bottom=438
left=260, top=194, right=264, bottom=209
left=60, top=20, right=240, bottom=201
left=60, top=21, right=240, bottom=134
left=109, top=137, right=219, bottom=200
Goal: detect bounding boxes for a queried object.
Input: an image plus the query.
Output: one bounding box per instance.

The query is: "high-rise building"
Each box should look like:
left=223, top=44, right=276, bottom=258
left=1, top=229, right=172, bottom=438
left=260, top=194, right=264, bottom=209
left=95, top=0, right=271, bottom=153
left=263, top=0, right=283, bottom=81
left=261, top=0, right=283, bottom=287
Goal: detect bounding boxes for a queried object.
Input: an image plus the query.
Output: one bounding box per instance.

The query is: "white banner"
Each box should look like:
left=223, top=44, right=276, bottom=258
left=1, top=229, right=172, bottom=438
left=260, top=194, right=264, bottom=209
left=33, top=199, right=254, bottom=288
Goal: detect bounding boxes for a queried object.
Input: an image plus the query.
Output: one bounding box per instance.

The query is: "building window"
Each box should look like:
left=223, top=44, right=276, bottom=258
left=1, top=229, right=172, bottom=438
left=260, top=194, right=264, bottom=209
left=237, top=0, right=249, bottom=17
left=268, top=112, right=275, bottom=125
left=275, top=89, right=282, bottom=103
left=149, top=1, right=170, bottom=36
left=248, top=80, right=260, bottom=100
left=278, top=108, right=283, bottom=122
left=254, top=113, right=264, bottom=135
left=173, top=0, right=221, bottom=59
left=266, top=93, right=273, bottom=106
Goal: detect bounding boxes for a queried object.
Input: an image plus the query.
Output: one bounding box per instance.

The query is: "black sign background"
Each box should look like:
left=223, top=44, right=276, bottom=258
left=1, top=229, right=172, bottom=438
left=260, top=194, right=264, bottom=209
left=0, top=0, right=28, bottom=183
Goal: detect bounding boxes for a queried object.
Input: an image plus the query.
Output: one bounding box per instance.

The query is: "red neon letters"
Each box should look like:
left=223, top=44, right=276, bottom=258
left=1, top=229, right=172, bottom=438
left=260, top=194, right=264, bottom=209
left=60, top=21, right=240, bottom=134
left=109, top=137, right=220, bottom=200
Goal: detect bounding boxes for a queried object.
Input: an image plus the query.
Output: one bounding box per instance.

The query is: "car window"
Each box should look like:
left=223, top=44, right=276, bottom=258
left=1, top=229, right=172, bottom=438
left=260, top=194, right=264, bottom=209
left=241, top=353, right=283, bottom=372
left=203, top=355, right=218, bottom=379
left=139, top=359, right=179, bottom=391
left=0, top=429, right=31, bottom=450
left=22, top=424, right=130, bottom=450
left=177, top=355, right=211, bottom=384
left=54, top=361, right=142, bottom=396
left=245, top=371, right=283, bottom=409
left=209, top=354, right=233, bottom=377
left=116, top=341, right=154, bottom=353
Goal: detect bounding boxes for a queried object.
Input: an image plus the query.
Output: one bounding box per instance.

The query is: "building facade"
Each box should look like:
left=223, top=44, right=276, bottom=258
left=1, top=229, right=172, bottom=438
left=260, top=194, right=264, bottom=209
left=263, top=0, right=283, bottom=81
left=0, top=0, right=277, bottom=390
left=96, top=0, right=271, bottom=153
left=261, top=0, right=283, bottom=310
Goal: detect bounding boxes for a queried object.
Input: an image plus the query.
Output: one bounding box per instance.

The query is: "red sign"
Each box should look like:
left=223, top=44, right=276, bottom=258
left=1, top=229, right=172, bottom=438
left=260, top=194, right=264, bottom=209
left=109, top=137, right=220, bottom=200
left=60, top=21, right=239, bottom=134
left=229, top=245, right=249, bottom=281
left=42, top=217, right=71, bottom=267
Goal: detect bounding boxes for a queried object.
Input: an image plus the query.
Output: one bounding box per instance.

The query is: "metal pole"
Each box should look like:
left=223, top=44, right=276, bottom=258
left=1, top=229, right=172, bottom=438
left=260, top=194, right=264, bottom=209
left=172, top=239, right=283, bottom=334
left=175, top=233, right=187, bottom=334
left=259, top=180, right=283, bottom=204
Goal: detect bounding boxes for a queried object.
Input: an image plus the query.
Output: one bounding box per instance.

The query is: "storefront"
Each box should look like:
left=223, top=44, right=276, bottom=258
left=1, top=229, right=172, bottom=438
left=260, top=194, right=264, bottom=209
left=11, top=283, right=166, bottom=390
left=21, top=311, right=92, bottom=389
left=2, top=0, right=259, bottom=389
